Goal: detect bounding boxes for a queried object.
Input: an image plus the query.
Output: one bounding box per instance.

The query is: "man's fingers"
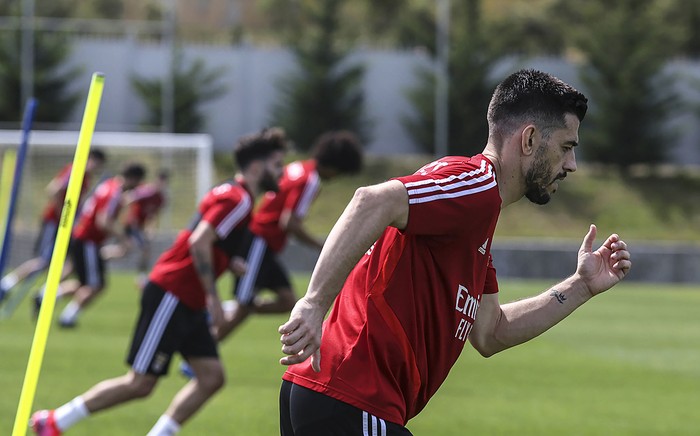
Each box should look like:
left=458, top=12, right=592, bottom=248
left=279, top=344, right=319, bottom=367
left=580, top=224, right=597, bottom=254
left=278, top=319, right=299, bottom=335
left=311, top=349, right=321, bottom=373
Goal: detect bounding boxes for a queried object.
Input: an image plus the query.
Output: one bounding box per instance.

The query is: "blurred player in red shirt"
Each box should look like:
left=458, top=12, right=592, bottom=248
left=216, top=130, right=363, bottom=342
left=30, top=128, right=287, bottom=436
left=102, top=168, right=170, bottom=289
left=278, top=70, right=632, bottom=435
left=0, top=149, right=106, bottom=305
left=36, top=162, right=147, bottom=328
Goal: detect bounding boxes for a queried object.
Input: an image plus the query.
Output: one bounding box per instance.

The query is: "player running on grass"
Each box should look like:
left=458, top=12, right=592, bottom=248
left=29, top=128, right=287, bottom=436
left=278, top=69, right=632, bottom=435
left=34, top=162, right=147, bottom=328
left=0, top=149, right=106, bottom=308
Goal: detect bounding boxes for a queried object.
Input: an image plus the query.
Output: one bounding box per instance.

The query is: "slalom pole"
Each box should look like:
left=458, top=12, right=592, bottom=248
left=12, top=73, right=105, bottom=436
left=0, top=149, right=17, bottom=257
left=0, top=98, right=37, bottom=279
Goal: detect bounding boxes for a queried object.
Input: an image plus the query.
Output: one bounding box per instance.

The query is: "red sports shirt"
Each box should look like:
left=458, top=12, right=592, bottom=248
left=249, top=160, right=320, bottom=253
left=41, top=164, right=92, bottom=223
left=126, top=184, right=166, bottom=228
left=283, top=155, right=501, bottom=425
left=149, top=179, right=253, bottom=310
left=72, top=177, right=123, bottom=245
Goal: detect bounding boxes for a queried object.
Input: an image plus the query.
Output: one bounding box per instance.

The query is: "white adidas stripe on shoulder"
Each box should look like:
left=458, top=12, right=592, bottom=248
left=216, top=192, right=252, bottom=238
left=406, top=159, right=496, bottom=204
left=405, top=159, right=488, bottom=188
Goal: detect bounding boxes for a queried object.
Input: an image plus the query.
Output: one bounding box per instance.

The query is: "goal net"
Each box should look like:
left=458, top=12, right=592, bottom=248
left=0, top=129, right=213, bottom=239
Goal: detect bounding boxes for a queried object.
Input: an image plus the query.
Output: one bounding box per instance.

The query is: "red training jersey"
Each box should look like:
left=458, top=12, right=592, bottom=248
left=249, top=160, right=320, bottom=253
left=283, top=155, right=502, bottom=425
left=126, top=184, right=166, bottom=228
left=72, top=177, right=124, bottom=245
left=41, top=164, right=92, bottom=223
left=149, top=178, right=253, bottom=310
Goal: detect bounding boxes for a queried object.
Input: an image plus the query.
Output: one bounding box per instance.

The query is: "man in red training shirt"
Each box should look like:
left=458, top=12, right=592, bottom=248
left=47, top=162, right=147, bottom=328
left=278, top=70, right=632, bottom=435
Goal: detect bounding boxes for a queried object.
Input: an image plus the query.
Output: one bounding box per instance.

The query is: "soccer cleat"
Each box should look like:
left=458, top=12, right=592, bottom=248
left=30, top=409, right=62, bottom=436
left=58, top=318, right=77, bottom=329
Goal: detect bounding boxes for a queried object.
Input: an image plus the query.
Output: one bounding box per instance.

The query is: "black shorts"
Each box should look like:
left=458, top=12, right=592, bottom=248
left=234, top=231, right=291, bottom=306
left=127, top=282, right=218, bottom=376
left=71, top=239, right=106, bottom=289
left=33, top=220, right=58, bottom=263
left=279, top=380, right=413, bottom=436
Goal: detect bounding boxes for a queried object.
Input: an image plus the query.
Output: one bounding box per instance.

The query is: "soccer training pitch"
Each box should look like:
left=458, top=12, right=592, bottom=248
left=2, top=272, right=699, bottom=435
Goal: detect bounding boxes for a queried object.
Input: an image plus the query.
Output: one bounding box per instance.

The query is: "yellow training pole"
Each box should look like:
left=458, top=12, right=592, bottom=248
left=12, top=73, right=105, bottom=436
left=0, top=149, right=17, bottom=256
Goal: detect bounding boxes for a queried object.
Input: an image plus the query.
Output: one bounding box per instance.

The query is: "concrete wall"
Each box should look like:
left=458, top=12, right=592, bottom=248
left=36, top=37, right=700, bottom=162
left=5, top=232, right=700, bottom=284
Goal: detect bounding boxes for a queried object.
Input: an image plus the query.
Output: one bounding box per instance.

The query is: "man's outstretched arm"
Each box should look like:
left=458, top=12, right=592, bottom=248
left=469, top=224, right=631, bottom=357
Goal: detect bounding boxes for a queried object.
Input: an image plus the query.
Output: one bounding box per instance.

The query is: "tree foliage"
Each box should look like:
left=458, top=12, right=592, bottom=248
left=402, top=0, right=498, bottom=156
left=0, top=29, right=81, bottom=125
left=130, top=50, right=227, bottom=133
left=550, top=0, right=684, bottom=170
left=269, top=0, right=369, bottom=151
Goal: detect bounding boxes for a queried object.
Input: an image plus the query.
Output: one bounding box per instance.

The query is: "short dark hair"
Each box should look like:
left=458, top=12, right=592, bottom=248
left=234, top=127, right=288, bottom=170
left=89, top=148, right=107, bottom=163
left=312, top=130, right=363, bottom=174
left=487, top=69, right=588, bottom=141
left=121, top=162, right=147, bottom=180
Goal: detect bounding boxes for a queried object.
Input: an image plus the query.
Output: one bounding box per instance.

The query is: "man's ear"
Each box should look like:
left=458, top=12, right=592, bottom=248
left=521, top=125, right=536, bottom=156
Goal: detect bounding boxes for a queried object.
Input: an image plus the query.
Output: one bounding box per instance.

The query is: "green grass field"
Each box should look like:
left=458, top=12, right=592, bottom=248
left=2, top=272, right=700, bottom=435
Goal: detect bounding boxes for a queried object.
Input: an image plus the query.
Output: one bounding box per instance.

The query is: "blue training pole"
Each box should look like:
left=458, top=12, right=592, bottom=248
left=0, top=98, right=38, bottom=279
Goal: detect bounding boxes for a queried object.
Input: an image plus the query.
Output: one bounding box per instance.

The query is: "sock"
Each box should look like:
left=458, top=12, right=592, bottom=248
left=54, top=396, right=90, bottom=431
left=147, top=415, right=181, bottom=436
left=59, top=301, right=81, bottom=324
left=0, top=273, right=19, bottom=291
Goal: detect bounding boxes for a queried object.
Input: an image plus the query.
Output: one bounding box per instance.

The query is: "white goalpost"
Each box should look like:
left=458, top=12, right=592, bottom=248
left=0, top=129, right=213, bottom=240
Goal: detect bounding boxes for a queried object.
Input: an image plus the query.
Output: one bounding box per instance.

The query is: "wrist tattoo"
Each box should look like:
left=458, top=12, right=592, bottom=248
left=550, top=290, right=567, bottom=304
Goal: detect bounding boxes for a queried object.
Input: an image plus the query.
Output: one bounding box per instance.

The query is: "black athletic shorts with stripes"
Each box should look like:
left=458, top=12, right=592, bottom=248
left=126, top=282, right=218, bottom=376
left=233, top=230, right=291, bottom=307
left=70, top=238, right=106, bottom=289
left=280, top=380, right=413, bottom=436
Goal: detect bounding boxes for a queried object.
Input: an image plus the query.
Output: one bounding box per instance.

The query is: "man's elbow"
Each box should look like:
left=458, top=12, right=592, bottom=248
left=468, top=333, right=502, bottom=358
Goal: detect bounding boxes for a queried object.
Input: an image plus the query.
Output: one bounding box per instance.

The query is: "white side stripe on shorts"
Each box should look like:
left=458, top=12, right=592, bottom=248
left=363, top=411, right=386, bottom=436
left=237, top=236, right=266, bottom=304
left=133, top=293, right=178, bottom=373
left=84, top=241, right=100, bottom=288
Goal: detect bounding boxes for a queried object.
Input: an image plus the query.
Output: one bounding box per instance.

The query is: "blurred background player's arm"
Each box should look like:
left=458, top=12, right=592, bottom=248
left=280, top=210, right=324, bottom=251
left=188, top=221, right=224, bottom=329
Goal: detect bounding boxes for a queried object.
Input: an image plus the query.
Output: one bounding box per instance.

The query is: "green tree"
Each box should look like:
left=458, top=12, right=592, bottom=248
left=131, top=51, right=227, bottom=133
left=551, top=0, right=683, bottom=171
left=0, top=29, right=81, bottom=125
left=270, top=0, right=369, bottom=151
left=402, top=0, right=499, bottom=155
